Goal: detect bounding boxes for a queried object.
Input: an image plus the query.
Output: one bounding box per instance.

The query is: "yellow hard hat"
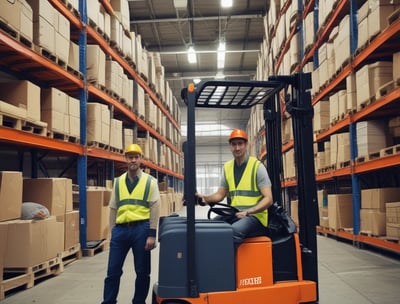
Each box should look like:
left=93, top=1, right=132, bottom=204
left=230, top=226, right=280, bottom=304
left=125, top=144, right=143, bottom=155
left=229, top=129, right=248, bottom=142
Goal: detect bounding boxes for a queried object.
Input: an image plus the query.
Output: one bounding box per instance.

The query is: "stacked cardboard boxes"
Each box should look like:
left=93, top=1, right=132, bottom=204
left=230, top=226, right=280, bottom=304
left=386, top=202, right=400, bottom=239
left=356, top=120, right=390, bottom=157
left=328, top=194, right=353, bottom=230
left=0, top=0, right=33, bottom=42
left=361, top=188, right=400, bottom=236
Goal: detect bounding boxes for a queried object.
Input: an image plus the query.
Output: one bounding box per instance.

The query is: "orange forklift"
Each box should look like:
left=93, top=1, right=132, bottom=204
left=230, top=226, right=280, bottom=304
left=152, top=72, right=319, bottom=304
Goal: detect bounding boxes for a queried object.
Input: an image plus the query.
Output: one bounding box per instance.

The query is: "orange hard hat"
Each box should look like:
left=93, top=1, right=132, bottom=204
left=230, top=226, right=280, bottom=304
left=229, top=129, right=248, bottom=142
left=124, top=143, right=143, bottom=155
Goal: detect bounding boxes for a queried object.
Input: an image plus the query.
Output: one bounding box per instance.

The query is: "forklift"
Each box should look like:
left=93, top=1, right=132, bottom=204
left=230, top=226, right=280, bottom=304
left=152, top=72, right=319, bottom=304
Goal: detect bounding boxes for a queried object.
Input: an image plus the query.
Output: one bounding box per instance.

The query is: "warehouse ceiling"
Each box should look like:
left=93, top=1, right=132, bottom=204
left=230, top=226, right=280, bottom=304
left=128, top=0, right=269, bottom=144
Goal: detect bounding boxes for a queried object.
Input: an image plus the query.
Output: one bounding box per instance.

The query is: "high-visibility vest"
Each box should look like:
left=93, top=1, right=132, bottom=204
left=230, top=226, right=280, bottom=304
left=115, top=172, right=155, bottom=224
left=224, top=156, right=268, bottom=226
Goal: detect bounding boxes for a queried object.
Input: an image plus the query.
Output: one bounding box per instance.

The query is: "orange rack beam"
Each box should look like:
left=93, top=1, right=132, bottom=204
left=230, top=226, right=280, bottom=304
left=0, top=127, right=84, bottom=155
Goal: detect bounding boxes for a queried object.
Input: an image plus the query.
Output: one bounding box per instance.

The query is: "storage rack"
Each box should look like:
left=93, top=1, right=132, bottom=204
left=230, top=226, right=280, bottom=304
left=0, top=0, right=183, bottom=249
left=258, top=0, right=400, bottom=254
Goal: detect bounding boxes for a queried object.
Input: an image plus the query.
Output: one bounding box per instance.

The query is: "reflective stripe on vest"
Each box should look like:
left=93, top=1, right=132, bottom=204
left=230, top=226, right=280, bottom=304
left=224, top=156, right=268, bottom=226
left=115, top=172, right=154, bottom=224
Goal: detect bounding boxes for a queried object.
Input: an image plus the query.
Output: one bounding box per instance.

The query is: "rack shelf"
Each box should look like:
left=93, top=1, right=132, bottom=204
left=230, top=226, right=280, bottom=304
left=267, top=1, right=400, bottom=254
left=0, top=1, right=183, bottom=178
left=317, top=226, right=400, bottom=255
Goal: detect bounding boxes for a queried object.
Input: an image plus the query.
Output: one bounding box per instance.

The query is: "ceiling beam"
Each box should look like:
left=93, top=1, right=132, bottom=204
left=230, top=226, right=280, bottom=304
left=130, top=13, right=264, bottom=25
left=165, top=70, right=255, bottom=80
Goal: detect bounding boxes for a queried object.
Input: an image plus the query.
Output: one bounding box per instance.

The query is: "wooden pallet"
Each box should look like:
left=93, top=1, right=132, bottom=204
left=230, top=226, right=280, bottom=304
left=360, top=230, right=385, bottom=238
left=380, top=144, right=400, bottom=157
left=339, top=160, right=351, bottom=169
left=60, top=0, right=80, bottom=18
left=376, top=80, right=395, bottom=100
left=2, top=257, right=63, bottom=292
left=379, top=236, right=400, bottom=244
left=82, top=240, right=109, bottom=257
left=67, top=65, right=84, bottom=80
left=357, top=95, right=376, bottom=111
left=0, top=112, right=48, bottom=136
left=0, top=272, right=33, bottom=300
left=88, top=141, right=110, bottom=150
left=0, top=17, right=33, bottom=49
left=388, top=7, right=400, bottom=25
left=355, top=150, right=381, bottom=164
left=110, top=147, right=123, bottom=154
left=47, top=130, right=75, bottom=143
left=59, top=244, right=82, bottom=267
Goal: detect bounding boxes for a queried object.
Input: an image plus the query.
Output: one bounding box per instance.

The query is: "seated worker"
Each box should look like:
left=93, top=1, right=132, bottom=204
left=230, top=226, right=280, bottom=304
left=197, top=129, right=273, bottom=248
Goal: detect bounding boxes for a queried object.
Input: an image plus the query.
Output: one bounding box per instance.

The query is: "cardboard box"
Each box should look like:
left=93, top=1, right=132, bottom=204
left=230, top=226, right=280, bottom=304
left=3, top=217, right=63, bottom=267
left=356, top=62, right=393, bottom=107
left=33, top=16, right=56, bottom=53
left=87, top=45, right=106, bottom=86
left=386, top=202, right=400, bottom=224
left=41, top=109, right=66, bottom=134
left=159, top=193, right=170, bottom=217
left=23, top=178, right=73, bottom=216
left=0, top=80, right=41, bottom=122
left=56, top=10, right=70, bottom=40
left=59, top=210, right=80, bottom=250
left=290, top=200, right=299, bottom=226
left=68, top=41, right=79, bottom=72
left=360, top=209, right=386, bottom=236
left=356, top=120, right=389, bottom=156
left=26, top=0, right=55, bottom=24
left=41, top=87, right=68, bottom=112
left=319, top=207, right=329, bottom=228
left=361, top=188, right=400, bottom=211
left=86, top=189, right=110, bottom=241
left=328, top=194, right=353, bottom=230
left=69, top=116, right=81, bottom=139
left=0, top=224, right=8, bottom=279
left=386, top=223, right=400, bottom=239
left=394, top=52, right=400, bottom=81
left=55, top=31, right=70, bottom=64
left=87, top=102, right=110, bottom=145
left=0, top=171, right=23, bottom=221
left=0, top=0, right=33, bottom=41
left=317, top=189, right=327, bottom=208
left=368, top=3, right=399, bottom=38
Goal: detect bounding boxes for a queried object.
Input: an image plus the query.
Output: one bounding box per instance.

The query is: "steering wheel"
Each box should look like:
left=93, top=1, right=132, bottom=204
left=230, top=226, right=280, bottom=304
left=207, top=202, right=240, bottom=220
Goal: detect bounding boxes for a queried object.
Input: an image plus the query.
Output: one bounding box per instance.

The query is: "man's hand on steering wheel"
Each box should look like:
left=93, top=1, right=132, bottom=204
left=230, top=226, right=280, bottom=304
left=207, top=202, right=241, bottom=219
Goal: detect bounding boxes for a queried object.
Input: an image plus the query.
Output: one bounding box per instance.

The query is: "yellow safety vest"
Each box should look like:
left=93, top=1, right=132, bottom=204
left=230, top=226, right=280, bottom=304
left=224, top=156, right=268, bottom=226
left=115, top=172, right=155, bottom=224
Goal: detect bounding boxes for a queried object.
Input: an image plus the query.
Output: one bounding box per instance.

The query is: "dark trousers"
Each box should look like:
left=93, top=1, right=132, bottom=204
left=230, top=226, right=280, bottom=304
left=102, top=221, right=150, bottom=304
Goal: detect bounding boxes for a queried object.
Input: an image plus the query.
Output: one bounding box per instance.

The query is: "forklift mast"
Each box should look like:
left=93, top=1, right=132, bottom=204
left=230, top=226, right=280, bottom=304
left=182, top=72, right=319, bottom=298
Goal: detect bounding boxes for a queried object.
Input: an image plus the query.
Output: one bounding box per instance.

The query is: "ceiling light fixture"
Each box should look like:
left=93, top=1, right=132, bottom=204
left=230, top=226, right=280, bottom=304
left=221, top=0, right=233, bottom=8
left=193, top=78, right=201, bottom=84
left=173, top=0, right=187, bottom=9
left=187, top=46, right=197, bottom=64
left=217, top=41, right=226, bottom=69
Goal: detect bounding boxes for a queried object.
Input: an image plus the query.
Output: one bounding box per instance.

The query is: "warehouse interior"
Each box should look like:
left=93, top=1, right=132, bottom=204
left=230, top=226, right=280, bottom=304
left=1, top=0, right=400, bottom=303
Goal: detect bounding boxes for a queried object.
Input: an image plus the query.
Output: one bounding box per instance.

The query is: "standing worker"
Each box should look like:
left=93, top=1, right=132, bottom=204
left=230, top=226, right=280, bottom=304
left=102, top=143, right=160, bottom=304
left=197, top=129, right=273, bottom=248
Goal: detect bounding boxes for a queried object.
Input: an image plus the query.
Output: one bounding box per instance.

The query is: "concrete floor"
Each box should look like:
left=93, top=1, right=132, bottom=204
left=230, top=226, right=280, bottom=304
left=2, top=206, right=400, bottom=303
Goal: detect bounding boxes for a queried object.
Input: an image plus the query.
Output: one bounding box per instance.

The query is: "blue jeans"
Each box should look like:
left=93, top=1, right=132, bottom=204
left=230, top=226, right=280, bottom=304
left=215, top=215, right=266, bottom=248
left=102, top=221, right=151, bottom=304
